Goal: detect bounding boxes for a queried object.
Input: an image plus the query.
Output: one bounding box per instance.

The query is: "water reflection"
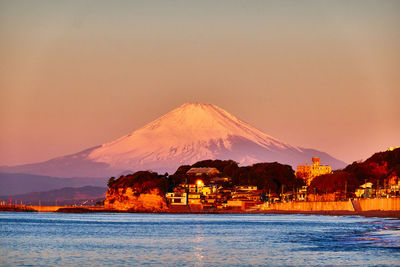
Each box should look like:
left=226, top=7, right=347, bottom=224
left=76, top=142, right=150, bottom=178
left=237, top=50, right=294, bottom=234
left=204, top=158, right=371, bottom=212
left=0, top=213, right=399, bottom=266
left=192, top=224, right=205, bottom=266
left=357, top=220, right=400, bottom=248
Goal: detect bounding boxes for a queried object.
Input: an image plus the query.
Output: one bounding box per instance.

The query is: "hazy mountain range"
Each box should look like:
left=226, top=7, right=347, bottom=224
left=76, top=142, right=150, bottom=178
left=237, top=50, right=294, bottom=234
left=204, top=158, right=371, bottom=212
left=0, top=172, right=107, bottom=196
left=0, top=186, right=106, bottom=206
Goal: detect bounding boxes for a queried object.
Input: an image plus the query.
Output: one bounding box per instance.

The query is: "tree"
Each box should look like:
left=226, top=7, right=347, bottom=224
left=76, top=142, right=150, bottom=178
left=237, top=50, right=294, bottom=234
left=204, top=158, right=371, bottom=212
left=107, top=177, right=116, bottom=188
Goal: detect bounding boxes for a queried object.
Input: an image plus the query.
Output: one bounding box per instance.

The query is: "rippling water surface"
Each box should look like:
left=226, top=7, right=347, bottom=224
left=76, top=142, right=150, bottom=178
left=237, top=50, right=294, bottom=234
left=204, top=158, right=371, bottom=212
left=1, top=212, right=400, bottom=266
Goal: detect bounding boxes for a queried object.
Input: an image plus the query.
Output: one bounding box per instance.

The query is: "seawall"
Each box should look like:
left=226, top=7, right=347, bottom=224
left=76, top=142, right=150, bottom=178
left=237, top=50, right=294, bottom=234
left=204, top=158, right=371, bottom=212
left=30, top=206, right=65, bottom=212
left=3, top=198, right=400, bottom=215
left=261, top=197, right=400, bottom=212
left=262, top=200, right=354, bottom=211
left=357, top=198, right=400, bottom=211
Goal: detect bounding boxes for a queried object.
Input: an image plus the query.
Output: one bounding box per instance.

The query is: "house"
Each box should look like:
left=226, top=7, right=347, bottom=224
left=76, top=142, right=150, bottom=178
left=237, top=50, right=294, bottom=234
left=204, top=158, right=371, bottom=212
left=204, top=191, right=225, bottom=204
left=210, top=177, right=231, bottom=184
left=235, top=186, right=258, bottom=191
left=226, top=199, right=260, bottom=210
left=201, top=185, right=218, bottom=196
left=188, top=193, right=202, bottom=204
left=231, top=190, right=262, bottom=202
left=355, top=182, right=373, bottom=198
left=166, top=192, right=187, bottom=205
left=178, top=180, right=216, bottom=195
left=297, top=186, right=308, bottom=201
left=186, top=167, right=220, bottom=176
left=295, top=157, right=332, bottom=186
left=179, top=184, right=199, bottom=193
left=387, top=175, right=400, bottom=196
left=226, top=200, right=243, bottom=209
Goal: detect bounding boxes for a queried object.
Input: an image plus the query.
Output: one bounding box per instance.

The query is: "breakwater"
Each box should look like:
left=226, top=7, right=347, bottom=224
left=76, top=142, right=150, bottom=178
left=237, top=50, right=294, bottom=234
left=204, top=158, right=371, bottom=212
left=30, top=205, right=64, bottom=212
left=0, top=205, right=106, bottom=212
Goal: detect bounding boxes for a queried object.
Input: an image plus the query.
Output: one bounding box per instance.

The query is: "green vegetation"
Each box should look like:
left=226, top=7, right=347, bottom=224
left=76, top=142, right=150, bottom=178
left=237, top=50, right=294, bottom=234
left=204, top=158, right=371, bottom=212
left=109, top=160, right=303, bottom=196
left=107, top=148, right=400, bottom=201
left=310, top=148, right=400, bottom=195
left=108, top=171, right=169, bottom=196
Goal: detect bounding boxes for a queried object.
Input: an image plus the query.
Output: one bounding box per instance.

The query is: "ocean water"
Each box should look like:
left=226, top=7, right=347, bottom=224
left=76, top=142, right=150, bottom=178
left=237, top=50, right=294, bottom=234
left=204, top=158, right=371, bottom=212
left=1, top=213, right=399, bottom=266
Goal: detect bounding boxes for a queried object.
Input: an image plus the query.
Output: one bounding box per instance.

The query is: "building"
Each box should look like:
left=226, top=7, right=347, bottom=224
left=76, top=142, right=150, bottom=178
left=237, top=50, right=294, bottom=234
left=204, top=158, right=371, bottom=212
left=178, top=179, right=211, bottom=194
left=226, top=200, right=243, bottom=209
left=297, top=186, right=308, bottom=201
left=201, top=185, right=218, bottom=196
left=355, top=182, right=373, bottom=198
left=187, top=193, right=202, bottom=204
left=387, top=175, right=400, bottom=196
left=235, top=186, right=258, bottom=191
left=180, top=184, right=198, bottom=193
left=231, top=191, right=262, bottom=202
left=295, top=157, right=332, bottom=186
left=209, top=177, right=231, bottom=184
left=166, top=192, right=187, bottom=205
left=186, top=167, right=220, bottom=176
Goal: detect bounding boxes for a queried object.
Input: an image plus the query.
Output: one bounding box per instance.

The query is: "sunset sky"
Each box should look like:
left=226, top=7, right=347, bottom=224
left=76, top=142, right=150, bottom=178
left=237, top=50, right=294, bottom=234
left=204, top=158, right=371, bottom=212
left=1, top=0, right=399, bottom=166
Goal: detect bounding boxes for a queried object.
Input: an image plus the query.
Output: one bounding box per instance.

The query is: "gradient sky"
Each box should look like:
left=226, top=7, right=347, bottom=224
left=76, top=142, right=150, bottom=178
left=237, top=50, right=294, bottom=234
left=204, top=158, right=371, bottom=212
left=1, top=0, right=399, bottom=166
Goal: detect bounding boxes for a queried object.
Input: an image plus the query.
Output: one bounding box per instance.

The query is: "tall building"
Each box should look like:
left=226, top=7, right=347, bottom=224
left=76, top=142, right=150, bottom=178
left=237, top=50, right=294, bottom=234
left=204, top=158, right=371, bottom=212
left=295, top=157, right=332, bottom=186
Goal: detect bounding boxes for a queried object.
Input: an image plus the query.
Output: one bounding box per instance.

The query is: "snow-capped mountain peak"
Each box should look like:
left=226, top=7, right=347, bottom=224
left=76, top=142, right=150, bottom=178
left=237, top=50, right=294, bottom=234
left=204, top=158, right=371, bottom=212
left=1, top=103, right=346, bottom=177
left=87, top=103, right=300, bottom=170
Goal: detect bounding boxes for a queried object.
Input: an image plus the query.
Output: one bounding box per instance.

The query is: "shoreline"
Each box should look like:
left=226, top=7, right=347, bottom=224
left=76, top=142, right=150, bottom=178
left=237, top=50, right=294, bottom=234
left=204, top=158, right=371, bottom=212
left=260, top=210, right=400, bottom=219
left=1, top=206, right=399, bottom=219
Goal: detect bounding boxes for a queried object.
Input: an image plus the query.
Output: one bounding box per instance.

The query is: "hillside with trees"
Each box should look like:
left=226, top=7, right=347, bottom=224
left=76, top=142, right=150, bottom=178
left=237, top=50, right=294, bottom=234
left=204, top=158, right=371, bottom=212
left=110, top=160, right=304, bottom=196
left=107, top=171, right=170, bottom=196
left=105, top=148, right=400, bottom=203
left=310, top=148, right=400, bottom=195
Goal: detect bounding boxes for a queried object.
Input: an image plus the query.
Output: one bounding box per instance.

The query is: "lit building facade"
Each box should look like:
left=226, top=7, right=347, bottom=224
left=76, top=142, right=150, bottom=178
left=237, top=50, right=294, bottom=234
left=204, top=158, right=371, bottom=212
left=295, top=157, right=332, bottom=186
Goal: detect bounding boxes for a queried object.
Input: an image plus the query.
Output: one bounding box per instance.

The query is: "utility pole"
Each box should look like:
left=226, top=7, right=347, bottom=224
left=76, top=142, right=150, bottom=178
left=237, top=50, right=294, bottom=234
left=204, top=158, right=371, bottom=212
left=293, top=185, right=295, bottom=202
left=313, top=187, right=316, bottom=202
left=377, top=180, right=379, bottom=198
left=364, top=179, right=367, bottom=198
left=384, top=179, right=386, bottom=197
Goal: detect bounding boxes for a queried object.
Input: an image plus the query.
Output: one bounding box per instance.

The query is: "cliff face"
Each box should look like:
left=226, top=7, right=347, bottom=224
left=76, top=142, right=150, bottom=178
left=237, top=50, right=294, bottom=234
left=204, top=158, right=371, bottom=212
left=104, top=171, right=169, bottom=212
left=104, top=187, right=167, bottom=212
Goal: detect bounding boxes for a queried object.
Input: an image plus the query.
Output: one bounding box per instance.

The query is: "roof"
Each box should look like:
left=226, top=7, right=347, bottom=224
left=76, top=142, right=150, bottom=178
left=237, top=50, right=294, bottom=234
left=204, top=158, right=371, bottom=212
left=186, top=167, right=220, bottom=175
left=210, top=177, right=230, bottom=182
left=360, top=182, right=373, bottom=188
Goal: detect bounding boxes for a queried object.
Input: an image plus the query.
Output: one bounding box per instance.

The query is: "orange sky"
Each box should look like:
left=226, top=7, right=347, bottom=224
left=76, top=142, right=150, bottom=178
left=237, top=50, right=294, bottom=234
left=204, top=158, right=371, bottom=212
left=1, top=1, right=399, bottom=166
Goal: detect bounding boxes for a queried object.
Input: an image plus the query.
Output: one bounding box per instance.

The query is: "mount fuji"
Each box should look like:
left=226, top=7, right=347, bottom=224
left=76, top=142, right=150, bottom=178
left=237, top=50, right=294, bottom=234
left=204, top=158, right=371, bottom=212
left=1, top=103, right=346, bottom=178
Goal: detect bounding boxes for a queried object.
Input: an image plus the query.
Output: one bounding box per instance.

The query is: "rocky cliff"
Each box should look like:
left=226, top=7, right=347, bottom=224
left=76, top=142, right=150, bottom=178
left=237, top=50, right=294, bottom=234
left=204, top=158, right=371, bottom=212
left=104, top=171, right=169, bottom=212
left=104, top=187, right=167, bottom=212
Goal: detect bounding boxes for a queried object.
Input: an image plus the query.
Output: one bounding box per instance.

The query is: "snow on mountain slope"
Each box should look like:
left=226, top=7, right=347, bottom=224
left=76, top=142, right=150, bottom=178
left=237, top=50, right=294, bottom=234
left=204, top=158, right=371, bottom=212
left=0, top=103, right=346, bottom=177
left=88, top=103, right=301, bottom=169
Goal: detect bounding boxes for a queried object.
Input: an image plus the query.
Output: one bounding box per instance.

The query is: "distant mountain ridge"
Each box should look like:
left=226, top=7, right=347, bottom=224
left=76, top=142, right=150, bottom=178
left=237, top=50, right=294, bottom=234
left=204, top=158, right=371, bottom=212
left=0, top=103, right=346, bottom=177
left=0, top=186, right=107, bottom=206
left=0, top=172, right=107, bottom=195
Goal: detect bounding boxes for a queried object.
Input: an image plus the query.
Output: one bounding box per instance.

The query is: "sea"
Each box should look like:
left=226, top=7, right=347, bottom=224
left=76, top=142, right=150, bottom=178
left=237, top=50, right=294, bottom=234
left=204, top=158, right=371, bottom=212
left=1, top=212, right=399, bottom=266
